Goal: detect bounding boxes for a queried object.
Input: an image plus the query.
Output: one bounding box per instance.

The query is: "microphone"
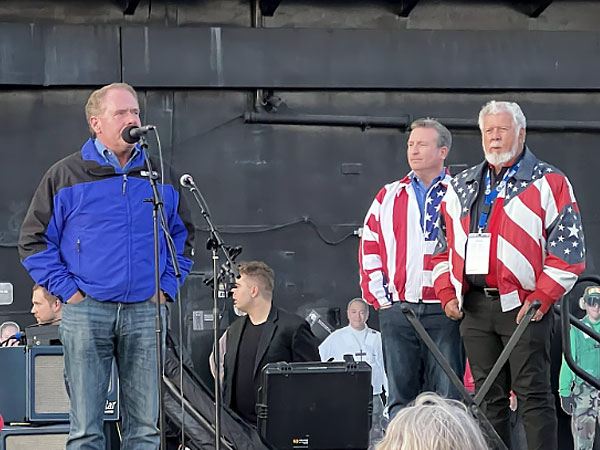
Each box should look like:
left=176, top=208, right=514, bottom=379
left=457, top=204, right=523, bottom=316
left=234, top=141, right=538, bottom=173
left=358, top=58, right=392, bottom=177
left=121, top=125, right=156, bottom=144
left=179, top=173, right=196, bottom=189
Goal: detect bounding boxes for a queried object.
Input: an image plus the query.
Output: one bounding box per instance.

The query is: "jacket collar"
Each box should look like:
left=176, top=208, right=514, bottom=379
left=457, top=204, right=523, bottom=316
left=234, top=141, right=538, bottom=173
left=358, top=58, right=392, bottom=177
left=253, top=304, right=278, bottom=375
left=464, top=146, right=537, bottom=183
left=513, top=147, right=538, bottom=181
left=399, top=167, right=451, bottom=188
left=80, top=138, right=145, bottom=172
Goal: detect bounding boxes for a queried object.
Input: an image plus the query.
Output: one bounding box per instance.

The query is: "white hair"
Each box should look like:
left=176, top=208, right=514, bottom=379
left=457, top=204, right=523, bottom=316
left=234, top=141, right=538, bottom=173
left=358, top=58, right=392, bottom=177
left=375, top=392, right=490, bottom=450
left=478, top=100, right=526, bottom=132
left=479, top=101, right=527, bottom=166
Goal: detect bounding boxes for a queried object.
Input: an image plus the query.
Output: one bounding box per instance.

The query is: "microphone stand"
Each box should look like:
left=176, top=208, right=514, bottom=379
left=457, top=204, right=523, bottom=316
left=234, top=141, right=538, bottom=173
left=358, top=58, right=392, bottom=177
left=181, top=177, right=240, bottom=450
left=139, top=136, right=182, bottom=450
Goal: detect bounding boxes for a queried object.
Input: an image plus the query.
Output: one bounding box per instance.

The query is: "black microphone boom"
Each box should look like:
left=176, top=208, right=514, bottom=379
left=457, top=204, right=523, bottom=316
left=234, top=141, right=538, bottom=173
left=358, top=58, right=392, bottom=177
left=121, top=125, right=156, bottom=143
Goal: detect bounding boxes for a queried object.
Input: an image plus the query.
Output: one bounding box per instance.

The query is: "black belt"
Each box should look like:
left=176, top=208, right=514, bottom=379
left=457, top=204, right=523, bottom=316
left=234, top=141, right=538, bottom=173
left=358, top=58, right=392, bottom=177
left=470, top=286, right=500, bottom=297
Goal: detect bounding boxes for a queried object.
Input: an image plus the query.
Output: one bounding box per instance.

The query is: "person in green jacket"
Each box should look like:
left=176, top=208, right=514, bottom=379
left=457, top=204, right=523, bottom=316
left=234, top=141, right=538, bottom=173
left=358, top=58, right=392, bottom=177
left=559, top=285, right=600, bottom=450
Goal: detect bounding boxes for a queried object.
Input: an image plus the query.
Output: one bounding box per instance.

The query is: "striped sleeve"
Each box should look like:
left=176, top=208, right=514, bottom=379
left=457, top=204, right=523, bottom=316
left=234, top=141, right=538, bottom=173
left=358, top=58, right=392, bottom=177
left=527, top=173, right=585, bottom=312
left=433, top=182, right=470, bottom=308
left=432, top=205, right=455, bottom=307
left=359, top=187, right=391, bottom=309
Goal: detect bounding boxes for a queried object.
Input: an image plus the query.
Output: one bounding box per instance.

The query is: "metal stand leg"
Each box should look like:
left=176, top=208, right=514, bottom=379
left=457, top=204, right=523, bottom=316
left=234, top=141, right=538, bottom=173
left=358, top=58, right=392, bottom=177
left=400, top=300, right=541, bottom=450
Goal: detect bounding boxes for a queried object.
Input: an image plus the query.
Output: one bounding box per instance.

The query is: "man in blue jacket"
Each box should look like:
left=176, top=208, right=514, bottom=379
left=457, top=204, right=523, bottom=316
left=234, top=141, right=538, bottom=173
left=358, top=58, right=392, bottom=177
left=18, top=83, right=195, bottom=450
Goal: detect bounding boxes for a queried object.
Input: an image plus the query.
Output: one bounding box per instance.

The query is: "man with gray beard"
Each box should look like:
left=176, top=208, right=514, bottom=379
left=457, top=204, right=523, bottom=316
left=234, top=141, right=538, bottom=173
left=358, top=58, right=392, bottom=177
left=431, top=101, right=585, bottom=450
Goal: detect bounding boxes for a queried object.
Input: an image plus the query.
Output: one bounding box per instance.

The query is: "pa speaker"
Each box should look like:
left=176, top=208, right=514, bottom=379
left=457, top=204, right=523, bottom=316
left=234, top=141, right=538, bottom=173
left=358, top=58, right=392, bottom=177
left=27, top=346, right=119, bottom=422
left=0, top=347, right=27, bottom=423
left=0, top=424, right=69, bottom=450
left=257, top=361, right=372, bottom=450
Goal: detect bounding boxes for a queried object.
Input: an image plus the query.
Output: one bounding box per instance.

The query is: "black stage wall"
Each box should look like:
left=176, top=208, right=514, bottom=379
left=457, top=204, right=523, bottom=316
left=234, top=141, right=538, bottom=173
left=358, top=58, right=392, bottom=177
left=1, top=1, right=599, bottom=392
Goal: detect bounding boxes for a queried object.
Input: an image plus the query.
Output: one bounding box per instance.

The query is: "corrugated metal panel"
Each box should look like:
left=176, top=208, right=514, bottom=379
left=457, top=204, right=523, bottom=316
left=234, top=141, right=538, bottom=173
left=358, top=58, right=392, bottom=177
left=121, top=27, right=600, bottom=89
left=0, top=23, right=120, bottom=85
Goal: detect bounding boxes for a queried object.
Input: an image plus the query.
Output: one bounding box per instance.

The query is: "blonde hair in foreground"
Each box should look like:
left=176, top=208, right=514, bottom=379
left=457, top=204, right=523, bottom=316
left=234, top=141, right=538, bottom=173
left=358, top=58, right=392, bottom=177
left=375, top=392, right=490, bottom=450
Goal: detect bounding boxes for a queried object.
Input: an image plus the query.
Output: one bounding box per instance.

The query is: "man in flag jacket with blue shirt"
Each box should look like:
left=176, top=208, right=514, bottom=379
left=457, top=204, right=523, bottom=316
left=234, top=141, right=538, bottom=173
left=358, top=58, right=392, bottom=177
left=359, top=118, right=464, bottom=420
left=432, top=100, right=585, bottom=450
left=18, top=83, right=194, bottom=450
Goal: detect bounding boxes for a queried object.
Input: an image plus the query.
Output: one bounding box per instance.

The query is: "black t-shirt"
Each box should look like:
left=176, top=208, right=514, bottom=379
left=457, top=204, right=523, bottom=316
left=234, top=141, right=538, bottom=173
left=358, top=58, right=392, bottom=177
left=468, top=165, right=508, bottom=234
left=467, top=166, right=509, bottom=288
left=232, top=318, right=266, bottom=424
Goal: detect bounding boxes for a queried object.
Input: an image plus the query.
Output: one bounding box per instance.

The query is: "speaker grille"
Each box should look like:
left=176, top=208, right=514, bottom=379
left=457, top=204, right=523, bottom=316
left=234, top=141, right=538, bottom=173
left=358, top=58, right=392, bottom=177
left=5, top=433, right=68, bottom=450
left=33, top=355, right=70, bottom=414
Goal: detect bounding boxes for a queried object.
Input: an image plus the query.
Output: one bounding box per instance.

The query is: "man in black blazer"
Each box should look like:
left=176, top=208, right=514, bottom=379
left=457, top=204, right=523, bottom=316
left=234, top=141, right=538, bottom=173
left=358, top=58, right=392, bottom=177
left=222, top=261, right=320, bottom=425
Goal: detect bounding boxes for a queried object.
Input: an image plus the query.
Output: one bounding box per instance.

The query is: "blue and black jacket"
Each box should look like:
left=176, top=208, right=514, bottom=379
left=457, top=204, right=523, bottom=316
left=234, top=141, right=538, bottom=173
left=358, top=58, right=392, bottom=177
left=18, top=139, right=195, bottom=303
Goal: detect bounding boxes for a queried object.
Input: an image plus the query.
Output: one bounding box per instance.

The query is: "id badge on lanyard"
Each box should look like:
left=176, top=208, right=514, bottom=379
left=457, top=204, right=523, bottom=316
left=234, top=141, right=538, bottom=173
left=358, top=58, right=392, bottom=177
left=465, top=233, right=491, bottom=275
left=466, top=163, right=519, bottom=275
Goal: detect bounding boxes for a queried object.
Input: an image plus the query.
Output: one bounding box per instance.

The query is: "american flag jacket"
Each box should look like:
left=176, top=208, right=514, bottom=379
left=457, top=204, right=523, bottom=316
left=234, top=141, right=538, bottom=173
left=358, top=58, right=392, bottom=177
left=359, top=171, right=451, bottom=309
left=432, top=147, right=585, bottom=314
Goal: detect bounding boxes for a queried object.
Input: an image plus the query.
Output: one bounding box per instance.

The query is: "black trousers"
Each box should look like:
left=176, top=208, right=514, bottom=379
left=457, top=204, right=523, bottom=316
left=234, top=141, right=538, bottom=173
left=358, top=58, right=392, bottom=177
left=461, top=290, right=556, bottom=450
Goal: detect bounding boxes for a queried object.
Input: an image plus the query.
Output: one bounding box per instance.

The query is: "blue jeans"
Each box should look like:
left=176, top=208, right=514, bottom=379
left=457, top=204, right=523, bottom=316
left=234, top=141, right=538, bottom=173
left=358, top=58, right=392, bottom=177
left=59, top=296, right=166, bottom=450
left=379, top=302, right=464, bottom=419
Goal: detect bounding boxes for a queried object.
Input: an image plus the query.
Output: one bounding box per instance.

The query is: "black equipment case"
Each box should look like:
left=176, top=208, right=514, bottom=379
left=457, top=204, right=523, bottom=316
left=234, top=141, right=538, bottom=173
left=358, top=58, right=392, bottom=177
left=257, top=361, right=372, bottom=450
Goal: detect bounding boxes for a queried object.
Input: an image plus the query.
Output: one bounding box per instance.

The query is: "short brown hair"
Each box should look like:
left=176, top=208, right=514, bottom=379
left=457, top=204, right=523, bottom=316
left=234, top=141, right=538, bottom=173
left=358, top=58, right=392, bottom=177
left=32, top=284, right=58, bottom=304
left=85, top=82, right=138, bottom=137
left=238, top=261, right=275, bottom=294
left=410, top=118, right=452, bottom=151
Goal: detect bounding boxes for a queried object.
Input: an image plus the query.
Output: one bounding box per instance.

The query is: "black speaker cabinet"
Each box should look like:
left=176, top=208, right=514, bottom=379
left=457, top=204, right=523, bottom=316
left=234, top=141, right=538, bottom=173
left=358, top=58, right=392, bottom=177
left=27, top=346, right=119, bottom=422
left=0, top=347, right=27, bottom=423
left=257, top=361, right=372, bottom=450
left=0, top=424, right=69, bottom=450
left=0, top=345, right=119, bottom=423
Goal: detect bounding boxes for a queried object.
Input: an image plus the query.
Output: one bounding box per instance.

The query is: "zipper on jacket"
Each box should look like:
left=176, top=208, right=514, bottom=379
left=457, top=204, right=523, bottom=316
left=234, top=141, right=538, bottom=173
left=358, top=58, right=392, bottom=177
left=122, top=174, right=128, bottom=195
left=76, top=238, right=81, bottom=252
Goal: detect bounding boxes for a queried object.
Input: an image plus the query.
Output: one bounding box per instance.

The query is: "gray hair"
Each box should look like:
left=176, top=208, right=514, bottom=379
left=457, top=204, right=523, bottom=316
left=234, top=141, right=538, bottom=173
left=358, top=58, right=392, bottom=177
left=85, top=82, right=138, bottom=137
left=478, top=100, right=527, bottom=132
left=347, top=297, right=369, bottom=320
left=375, top=392, right=490, bottom=450
left=410, top=118, right=452, bottom=151
left=347, top=297, right=368, bottom=311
